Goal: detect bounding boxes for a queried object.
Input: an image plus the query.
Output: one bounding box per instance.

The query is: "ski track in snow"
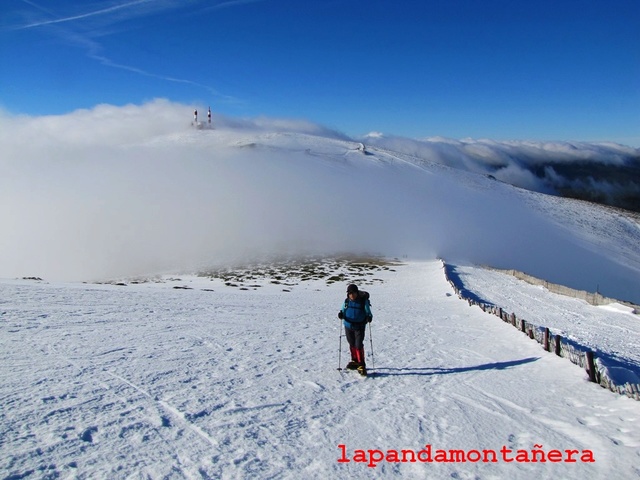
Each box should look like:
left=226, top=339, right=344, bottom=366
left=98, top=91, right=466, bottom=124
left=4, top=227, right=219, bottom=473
left=2, top=261, right=640, bottom=479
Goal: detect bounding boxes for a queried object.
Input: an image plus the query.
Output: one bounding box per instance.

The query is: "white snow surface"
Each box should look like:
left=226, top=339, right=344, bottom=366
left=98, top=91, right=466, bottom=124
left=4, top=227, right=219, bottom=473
left=2, top=260, right=640, bottom=479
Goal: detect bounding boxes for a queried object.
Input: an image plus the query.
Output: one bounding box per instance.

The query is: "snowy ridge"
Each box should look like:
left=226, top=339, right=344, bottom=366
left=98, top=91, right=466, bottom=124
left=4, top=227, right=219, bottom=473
left=363, top=134, right=640, bottom=213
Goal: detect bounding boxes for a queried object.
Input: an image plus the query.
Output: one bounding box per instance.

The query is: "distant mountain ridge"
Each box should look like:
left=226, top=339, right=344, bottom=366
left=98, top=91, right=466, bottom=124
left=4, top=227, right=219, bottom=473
left=362, top=135, right=640, bottom=213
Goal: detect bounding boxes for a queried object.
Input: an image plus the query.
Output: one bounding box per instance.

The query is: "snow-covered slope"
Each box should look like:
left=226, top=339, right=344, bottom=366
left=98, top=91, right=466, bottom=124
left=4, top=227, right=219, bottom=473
left=2, top=260, right=639, bottom=479
left=449, top=264, right=640, bottom=390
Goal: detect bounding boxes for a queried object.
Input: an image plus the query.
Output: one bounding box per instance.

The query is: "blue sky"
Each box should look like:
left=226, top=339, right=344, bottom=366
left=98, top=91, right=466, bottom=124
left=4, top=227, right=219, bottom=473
left=1, top=0, right=639, bottom=144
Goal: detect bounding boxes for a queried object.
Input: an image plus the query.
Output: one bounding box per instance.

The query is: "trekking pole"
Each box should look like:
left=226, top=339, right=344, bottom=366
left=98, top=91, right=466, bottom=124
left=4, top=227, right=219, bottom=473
left=337, top=319, right=343, bottom=371
left=368, top=322, right=375, bottom=370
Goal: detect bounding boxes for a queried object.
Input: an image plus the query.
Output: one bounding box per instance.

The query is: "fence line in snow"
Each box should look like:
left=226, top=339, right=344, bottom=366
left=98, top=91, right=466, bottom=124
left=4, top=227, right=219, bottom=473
left=484, top=266, right=640, bottom=311
left=441, top=261, right=640, bottom=401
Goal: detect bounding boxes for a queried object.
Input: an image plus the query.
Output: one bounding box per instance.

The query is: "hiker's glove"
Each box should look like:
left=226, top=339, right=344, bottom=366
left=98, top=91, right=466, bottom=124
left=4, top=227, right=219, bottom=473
left=338, top=311, right=344, bottom=319
left=366, top=316, right=372, bottom=323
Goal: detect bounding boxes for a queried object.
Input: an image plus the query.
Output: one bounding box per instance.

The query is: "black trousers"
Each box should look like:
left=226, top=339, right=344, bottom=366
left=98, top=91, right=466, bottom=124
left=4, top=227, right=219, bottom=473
left=345, top=324, right=366, bottom=349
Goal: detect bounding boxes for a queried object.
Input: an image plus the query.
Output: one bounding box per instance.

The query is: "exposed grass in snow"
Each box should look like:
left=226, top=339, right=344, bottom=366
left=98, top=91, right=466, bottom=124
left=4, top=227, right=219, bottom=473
left=98, top=255, right=405, bottom=292
left=196, top=255, right=403, bottom=290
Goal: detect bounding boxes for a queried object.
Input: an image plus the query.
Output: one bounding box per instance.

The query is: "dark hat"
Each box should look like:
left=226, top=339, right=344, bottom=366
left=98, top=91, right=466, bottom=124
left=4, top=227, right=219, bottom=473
left=346, top=284, right=359, bottom=294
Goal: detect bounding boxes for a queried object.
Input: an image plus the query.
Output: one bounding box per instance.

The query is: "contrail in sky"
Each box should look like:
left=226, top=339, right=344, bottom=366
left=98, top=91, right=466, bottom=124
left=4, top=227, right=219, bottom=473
left=8, top=0, right=247, bottom=104
left=15, top=0, right=155, bottom=29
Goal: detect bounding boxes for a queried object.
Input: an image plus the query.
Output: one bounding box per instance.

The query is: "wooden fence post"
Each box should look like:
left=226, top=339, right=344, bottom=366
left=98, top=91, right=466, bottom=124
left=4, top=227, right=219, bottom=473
left=555, top=335, right=562, bottom=356
left=586, top=351, right=597, bottom=383
left=544, top=328, right=550, bottom=351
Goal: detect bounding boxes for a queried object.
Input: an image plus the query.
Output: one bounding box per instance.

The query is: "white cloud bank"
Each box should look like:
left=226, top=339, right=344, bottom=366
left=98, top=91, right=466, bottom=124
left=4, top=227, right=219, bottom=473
left=1, top=100, right=639, bottom=304
left=0, top=100, right=374, bottom=280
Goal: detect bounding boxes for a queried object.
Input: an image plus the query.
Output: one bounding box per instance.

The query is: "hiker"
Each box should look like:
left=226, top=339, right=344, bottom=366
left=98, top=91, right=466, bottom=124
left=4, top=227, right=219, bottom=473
left=207, top=107, right=212, bottom=124
left=194, top=109, right=198, bottom=123
left=338, top=284, right=373, bottom=375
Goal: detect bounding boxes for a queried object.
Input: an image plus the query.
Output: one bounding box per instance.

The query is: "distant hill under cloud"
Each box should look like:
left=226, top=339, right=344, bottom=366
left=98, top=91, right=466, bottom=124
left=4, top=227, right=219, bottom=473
left=364, top=135, right=640, bottom=214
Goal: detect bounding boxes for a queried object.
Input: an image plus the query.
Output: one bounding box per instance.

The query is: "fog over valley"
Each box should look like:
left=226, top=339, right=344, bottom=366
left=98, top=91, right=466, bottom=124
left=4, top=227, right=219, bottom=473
left=1, top=100, right=638, bottom=303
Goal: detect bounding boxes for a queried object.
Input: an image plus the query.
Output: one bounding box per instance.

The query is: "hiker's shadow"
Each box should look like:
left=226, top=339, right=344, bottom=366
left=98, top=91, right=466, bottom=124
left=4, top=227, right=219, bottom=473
left=371, top=357, right=540, bottom=377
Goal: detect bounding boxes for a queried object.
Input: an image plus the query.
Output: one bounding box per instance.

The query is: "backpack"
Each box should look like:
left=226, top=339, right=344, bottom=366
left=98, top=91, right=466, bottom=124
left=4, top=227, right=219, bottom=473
left=344, top=290, right=370, bottom=308
left=343, top=291, right=371, bottom=324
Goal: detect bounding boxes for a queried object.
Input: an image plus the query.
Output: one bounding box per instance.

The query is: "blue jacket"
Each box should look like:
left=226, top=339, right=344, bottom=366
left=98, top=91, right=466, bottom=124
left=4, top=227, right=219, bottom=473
left=341, top=292, right=373, bottom=329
